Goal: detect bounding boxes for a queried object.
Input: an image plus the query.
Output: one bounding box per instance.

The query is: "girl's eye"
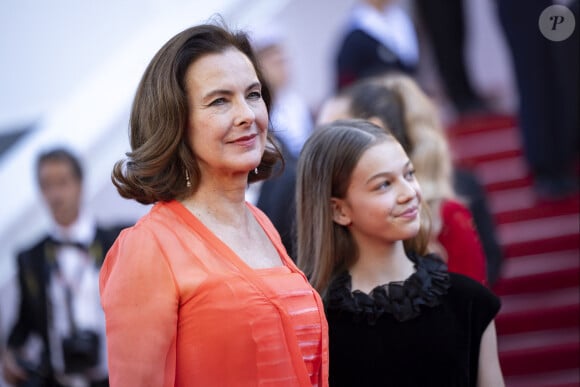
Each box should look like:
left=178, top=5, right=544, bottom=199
left=404, top=169, right=416, bottom=180
left=377, top=180, right=391, bottom=190
left=248, top=91, right=262, bottom=99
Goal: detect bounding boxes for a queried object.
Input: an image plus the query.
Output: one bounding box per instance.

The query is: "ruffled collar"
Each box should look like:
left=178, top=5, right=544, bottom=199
left=325, top=253, right=450, bottom=324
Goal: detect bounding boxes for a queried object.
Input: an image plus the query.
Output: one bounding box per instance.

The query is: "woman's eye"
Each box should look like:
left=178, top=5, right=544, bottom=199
left=248, top=91, right=262, bottom=99
left=405, top=169, right=416, bottom=180
left=209, top=98, right=227, bottom=106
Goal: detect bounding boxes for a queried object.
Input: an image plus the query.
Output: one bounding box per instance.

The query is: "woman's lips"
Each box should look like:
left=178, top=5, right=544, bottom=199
left=230, top=133, right=257, bottom=145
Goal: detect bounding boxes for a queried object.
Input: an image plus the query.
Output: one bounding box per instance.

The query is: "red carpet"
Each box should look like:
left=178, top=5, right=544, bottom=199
left=447, top=114, right=580, bottom=387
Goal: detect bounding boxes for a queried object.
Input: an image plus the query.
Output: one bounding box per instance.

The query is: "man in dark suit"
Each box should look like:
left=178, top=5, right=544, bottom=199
left=2, top=148, right=124, bottom=387
left=496, top=0, right=579, bottom=199
left=335, top=0, right=419, bottom=91
left=256, top=149, right=298, bottom=261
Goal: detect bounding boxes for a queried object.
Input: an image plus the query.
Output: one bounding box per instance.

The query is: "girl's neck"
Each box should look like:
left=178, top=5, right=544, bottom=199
left=349, top=241, right=415, bottom=294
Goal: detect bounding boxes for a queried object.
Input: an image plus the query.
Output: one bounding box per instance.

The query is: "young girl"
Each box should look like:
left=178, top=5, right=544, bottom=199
left=296, top=119, right=504, bottom=386
left=317, top=74, right=493, bottom=285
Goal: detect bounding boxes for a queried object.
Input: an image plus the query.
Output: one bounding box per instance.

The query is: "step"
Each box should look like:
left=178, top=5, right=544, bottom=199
left=505, top=368, right=580, bottom=387
left=503, top=234, right=579, bottom=258
left=493, top=250, right=580, bottom=296
left=450, top=149, right=523, bottom=169
left=498, top=327, right=579, bottom=376
left=448, top=125, right=521, bottom=163
left=448, top=124, right=520, bottom=161
left=446, top=114, right=518, bottom=136
left=489, top=187, right=580, bottom=221
left=472, top=156, right=531, bottom=188
left=497, top=213, right=579, bottom=249
left=485, top=176, right=535, bottom=193
left=496, top=301, right=579, bottom=335
left=496, top=286, right=580, bottom=335
left=488, top=186, right=536, bottom=215
left=453, top=149, right=523, bottom=168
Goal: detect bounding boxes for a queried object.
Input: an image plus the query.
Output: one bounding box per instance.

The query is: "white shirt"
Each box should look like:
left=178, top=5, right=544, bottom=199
left=47, top=210, right=108, bottom=385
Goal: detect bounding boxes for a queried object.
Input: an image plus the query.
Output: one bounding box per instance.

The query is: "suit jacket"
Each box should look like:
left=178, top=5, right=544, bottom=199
left=336, top=28, right=417, bottom=91
left=7, top=225, right=124, bottom=374
left=256, top=154, right=298, bottom=261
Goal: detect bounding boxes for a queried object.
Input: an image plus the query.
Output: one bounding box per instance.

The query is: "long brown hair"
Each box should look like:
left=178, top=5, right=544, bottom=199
left=296, top=119, right=430, bottom=295
left=112, top=22, right=283, bottom=204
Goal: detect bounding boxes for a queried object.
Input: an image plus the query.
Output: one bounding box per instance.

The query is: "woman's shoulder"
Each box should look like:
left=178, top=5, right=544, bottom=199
left=107, top=201, right=193, bottom=257
left=123, top=201, right=189, bottom=233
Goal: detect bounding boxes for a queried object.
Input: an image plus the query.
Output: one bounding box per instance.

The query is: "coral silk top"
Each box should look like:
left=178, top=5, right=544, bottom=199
left=99, top=200, right=329, bottom=387
left=257, top=266, right=324, bottom=385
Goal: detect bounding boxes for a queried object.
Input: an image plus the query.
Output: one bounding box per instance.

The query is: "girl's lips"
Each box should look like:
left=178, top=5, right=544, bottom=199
left=396, top=206, right=419, bottom=218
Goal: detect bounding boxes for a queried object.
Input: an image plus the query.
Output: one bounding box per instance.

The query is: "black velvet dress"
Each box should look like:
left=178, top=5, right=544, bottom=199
left=324, top=253, right=501, bottom=387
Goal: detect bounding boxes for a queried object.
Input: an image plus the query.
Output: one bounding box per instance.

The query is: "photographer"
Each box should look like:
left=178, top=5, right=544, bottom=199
left=2, top=148, right=121, bottom=387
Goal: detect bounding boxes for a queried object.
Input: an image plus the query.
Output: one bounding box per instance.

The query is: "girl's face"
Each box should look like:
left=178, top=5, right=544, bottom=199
left=331, top=140, right=422, bottom=246
left=185, top=48, right=268, bottom=179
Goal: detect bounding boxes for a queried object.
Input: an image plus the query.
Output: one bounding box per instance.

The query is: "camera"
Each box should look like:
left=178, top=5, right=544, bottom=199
left=61, top=330, right=100, bottom=374
left=15, top=357, right=47, bottom=387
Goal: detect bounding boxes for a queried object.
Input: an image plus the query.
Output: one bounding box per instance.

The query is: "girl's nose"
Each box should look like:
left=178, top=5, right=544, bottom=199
left=397, top=178, right=418, bottom=203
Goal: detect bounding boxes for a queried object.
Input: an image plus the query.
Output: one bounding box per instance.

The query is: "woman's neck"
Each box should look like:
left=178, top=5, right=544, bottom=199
left=181, top=177, right=249, bottom=227
left=349, top=240, right=415, bottom=294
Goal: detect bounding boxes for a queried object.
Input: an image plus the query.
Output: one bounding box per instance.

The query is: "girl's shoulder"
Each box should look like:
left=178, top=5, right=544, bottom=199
left=447, top=272, right=502, bottom=320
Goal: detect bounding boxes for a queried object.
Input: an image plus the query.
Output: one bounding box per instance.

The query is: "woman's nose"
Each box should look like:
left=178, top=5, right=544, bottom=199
left=234, top=98, right=255, bottom=127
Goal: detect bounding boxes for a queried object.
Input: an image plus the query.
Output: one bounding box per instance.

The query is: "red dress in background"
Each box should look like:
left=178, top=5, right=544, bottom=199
left=437, top=199, right=488, bottom=285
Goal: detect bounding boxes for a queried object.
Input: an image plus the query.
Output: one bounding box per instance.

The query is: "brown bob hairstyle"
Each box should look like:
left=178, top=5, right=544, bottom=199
left=112, top=22, right=283, bottom=205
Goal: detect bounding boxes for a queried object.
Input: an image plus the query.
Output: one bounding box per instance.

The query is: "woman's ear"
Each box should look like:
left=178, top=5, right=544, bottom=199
left=368, top=116, right=386, bottom=130
left=330, top=198, right=352, bottom=226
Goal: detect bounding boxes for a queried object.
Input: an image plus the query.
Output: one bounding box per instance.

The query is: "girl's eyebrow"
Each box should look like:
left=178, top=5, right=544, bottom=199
left=366, top=160, right=412, bottom=184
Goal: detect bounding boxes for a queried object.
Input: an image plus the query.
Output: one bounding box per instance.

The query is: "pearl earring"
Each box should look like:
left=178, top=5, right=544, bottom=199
left=185, top=169, right=191, bottom=187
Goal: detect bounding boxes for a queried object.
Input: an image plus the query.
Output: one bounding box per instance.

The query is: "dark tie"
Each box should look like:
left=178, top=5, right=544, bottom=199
left=48, top=237, right=89, bottom=252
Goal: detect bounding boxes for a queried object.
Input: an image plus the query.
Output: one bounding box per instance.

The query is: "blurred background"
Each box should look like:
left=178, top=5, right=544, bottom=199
left=0, top=0, right=577, bottom=386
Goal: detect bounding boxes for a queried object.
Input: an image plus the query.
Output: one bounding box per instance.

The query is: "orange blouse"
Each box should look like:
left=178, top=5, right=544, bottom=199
left=99, top=200, right=329, bottom=386
left=256, top=266, right=323, bottom=386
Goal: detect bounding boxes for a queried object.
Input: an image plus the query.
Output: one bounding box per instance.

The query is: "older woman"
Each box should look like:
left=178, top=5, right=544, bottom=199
left=99, top=23, right=328, bottom=387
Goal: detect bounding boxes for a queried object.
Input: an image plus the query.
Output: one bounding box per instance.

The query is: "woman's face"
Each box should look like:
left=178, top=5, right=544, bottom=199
left=332, top=140, right=422, bottom=246
left=185, top=48, right=268, bottom=179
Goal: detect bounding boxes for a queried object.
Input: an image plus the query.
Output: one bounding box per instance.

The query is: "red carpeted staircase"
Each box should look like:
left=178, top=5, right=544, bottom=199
left=447, top=115, right=580, bottom=387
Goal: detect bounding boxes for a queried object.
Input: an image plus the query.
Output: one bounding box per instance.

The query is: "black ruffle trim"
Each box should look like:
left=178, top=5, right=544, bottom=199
left=325, top=253, right=451, bottom=324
